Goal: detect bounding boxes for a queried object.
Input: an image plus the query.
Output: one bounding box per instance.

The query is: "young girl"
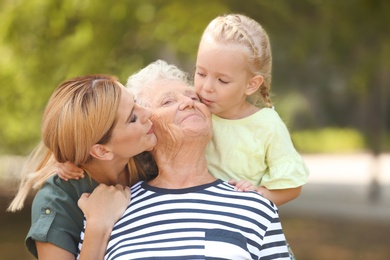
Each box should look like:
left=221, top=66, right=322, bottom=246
left=194, top=13, right=308, bottom=260
left=194, top=14, right=309, bottom=206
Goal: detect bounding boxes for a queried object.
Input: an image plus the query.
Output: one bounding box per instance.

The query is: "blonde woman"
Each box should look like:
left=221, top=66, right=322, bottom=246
left=8, top=75, right=156, bottom=260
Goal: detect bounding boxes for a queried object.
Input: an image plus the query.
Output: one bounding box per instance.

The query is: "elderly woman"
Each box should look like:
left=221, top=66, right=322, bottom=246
left=78, top=60, right=290, bottom=259
left=8, top=75, right=157, bottom=259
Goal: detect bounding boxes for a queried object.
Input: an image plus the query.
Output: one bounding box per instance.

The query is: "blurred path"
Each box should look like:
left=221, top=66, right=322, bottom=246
left=1, top=153, right=390, bottom=222
left=279, top=153, right=390, bottom=223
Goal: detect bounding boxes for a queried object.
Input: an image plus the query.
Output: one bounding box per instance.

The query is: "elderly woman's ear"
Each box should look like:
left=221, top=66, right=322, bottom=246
left=90, top=144, right=114, bottom=160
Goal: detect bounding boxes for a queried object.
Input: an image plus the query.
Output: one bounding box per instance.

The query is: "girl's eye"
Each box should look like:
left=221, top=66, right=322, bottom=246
left=219, top=79, right=229, bottom=84
left=196, top=72, right=206, bottom=77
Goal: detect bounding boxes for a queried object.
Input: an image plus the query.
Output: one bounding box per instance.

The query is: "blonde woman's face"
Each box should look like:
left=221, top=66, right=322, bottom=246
left=107, top=85, right=157, bottom=159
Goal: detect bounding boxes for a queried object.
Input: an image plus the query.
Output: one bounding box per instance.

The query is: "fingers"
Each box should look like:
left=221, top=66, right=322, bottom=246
left=232, top=179, right=256, bottom=192
left=57, top=163, right=72, bottom=181
left=57, top=162, right=84, bottom=181
left=77, top=193, right=91, bottom=208
left=114, top=184, right=131, bottom=201
left=228, top=179, right=238, bottom=185
left=64, top=161, right=85, bottom=178
left=114, top=184, right=125, bottom=190
left=78, top=184, right=131, bottom=226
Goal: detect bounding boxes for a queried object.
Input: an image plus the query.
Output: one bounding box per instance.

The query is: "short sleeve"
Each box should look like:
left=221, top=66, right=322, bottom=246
left=26, top=175, right=95, bottom=257
left=26, top=205, right=56, bottom=257
left=261, top=114, right=310, bottom=189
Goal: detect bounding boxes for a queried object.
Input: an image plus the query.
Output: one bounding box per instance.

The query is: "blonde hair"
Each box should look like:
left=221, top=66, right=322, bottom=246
left=201, top=14, right=273, bottom=108
left=8, top=75, right=146, bottom=211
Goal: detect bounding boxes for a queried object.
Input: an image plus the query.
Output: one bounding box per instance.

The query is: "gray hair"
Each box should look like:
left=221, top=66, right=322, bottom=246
left=126, top=60, right=192, bottom=107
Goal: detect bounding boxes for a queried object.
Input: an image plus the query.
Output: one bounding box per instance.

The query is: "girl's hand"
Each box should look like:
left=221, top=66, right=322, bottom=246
left=56, top=161, right=84, bottom=181
left=228, top=179, right=257, bottom=192
left=78, top=184, right=131, bottom=229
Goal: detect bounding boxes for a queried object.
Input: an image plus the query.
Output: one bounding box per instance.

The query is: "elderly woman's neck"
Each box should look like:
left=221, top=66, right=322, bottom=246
left=150, top=143, right=216, bottom=188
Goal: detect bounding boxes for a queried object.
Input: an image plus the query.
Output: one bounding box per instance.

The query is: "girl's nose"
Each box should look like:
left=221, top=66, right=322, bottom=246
left=202, top=78, right=214, bottom=93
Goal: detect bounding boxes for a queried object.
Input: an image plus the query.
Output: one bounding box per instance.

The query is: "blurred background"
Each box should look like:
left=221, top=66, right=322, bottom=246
left=0, top=0, right=389, bottom=259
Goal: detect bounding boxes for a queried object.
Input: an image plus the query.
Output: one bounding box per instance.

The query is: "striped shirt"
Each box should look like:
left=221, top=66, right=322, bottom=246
left=78, top=179, right=290, bottom=260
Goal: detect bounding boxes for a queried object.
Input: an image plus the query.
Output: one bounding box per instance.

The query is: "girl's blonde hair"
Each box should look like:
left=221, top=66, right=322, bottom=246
left=8, top=75, right=146, bottom=211
left=201, top=14, right=273, bottom=108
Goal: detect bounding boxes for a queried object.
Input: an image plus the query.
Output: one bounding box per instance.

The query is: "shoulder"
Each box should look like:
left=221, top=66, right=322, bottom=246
left=130, top=181, right=145, bottom=194
left=257, top=108, right=285, bottom=126
left=31, top=174, right=99, bottom=222
left=30, top=173, right=96, bottom=224
left=255, top=108, right=292, bottom=139
left=213, top=181, right=278, bottom=215
left=35, top=174, right=98, bottom=203
left=27, top=174, right=96, bottom=257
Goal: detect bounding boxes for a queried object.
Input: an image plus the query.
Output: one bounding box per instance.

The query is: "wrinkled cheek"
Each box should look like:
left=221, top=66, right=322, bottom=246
left=150, top=114, right=177, bottom=141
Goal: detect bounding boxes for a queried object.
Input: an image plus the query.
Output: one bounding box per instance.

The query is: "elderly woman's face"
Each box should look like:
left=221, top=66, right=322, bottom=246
left=142, top=80, right=212, bottom=141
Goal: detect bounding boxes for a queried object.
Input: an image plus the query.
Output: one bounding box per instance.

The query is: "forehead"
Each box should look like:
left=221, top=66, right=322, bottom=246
left=148, top=80, right=195, bottom=105
left=199, top=40, right=246, bottom=60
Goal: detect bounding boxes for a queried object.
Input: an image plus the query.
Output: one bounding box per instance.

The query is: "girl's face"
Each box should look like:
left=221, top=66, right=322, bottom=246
left=195, top=39, right=255, bottom=119
left=106, top=85, right=157, bottom=159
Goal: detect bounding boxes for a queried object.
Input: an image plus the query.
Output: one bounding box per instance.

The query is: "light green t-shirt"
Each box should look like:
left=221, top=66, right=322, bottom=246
left=206, top=108, right=309, bottom=189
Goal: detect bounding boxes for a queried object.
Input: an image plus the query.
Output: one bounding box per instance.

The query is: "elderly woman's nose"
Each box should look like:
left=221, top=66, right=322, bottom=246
left=178, top=95, right=195, bottom=110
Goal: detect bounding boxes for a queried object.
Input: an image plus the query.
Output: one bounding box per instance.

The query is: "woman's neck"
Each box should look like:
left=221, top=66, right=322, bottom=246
left=83, top=158, right=129, bottom=186
left=150, top=143, right=215, bottom=189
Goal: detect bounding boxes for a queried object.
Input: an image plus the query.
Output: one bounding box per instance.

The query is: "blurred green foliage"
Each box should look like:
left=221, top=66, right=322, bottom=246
left=292, top=128, right=365, bottom=153
left=0, top=0, right=389, bottom=154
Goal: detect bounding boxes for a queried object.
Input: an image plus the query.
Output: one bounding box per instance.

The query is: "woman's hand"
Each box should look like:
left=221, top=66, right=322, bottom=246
left=78, top=184, right=131, bottom=228
left=77, top=184, right=131, bottom=260
left=56, top=161, right=84, bottom=181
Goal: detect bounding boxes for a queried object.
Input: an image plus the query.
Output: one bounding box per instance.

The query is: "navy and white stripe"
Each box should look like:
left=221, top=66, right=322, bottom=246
left=79, top=179, right=289, bottom=260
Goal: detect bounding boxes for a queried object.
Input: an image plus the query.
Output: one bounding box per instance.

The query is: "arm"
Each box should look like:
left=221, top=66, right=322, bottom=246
left=257, top=186, right=302, bottom=206
left=36, top=242, right=75, bottom=260
left=228, top=179, right=301, bottom=206
left=77, top=184, right=131, bottom=260
left=34, top=184, right=130, bottom=260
